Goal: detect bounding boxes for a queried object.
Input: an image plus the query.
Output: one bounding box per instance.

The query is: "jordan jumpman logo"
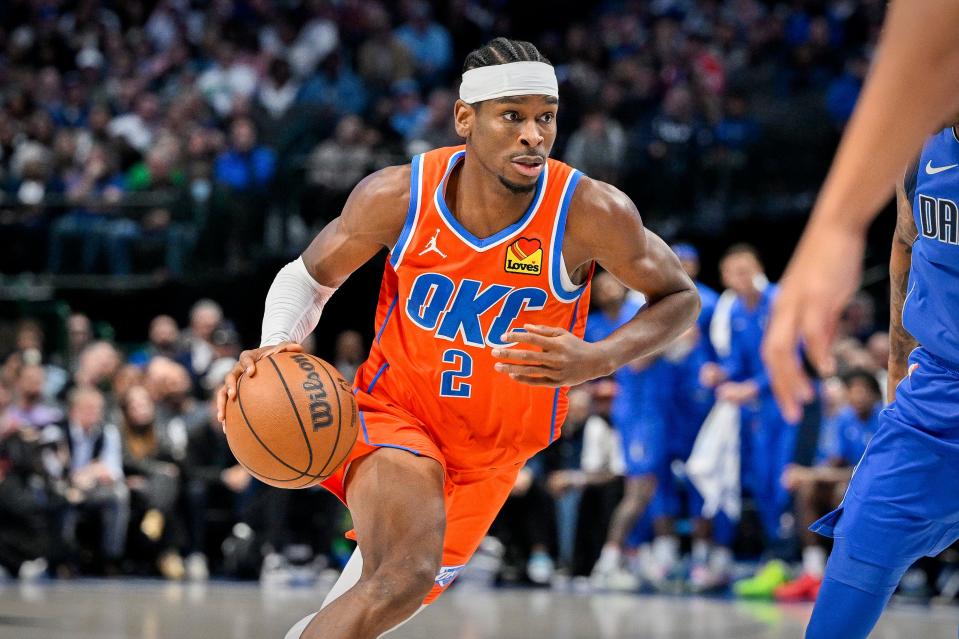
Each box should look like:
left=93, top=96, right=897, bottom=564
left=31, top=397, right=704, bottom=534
left=418, top=228, right=447, bottom=258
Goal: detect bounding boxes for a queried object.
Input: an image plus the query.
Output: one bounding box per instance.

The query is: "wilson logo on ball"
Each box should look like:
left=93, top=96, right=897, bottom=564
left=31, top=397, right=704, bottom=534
left=292, top=354, right=334, bottom=430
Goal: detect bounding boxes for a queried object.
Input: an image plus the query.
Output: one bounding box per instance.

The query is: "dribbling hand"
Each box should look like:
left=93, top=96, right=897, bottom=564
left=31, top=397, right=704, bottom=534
left=216, top=341, right=303, bottom=429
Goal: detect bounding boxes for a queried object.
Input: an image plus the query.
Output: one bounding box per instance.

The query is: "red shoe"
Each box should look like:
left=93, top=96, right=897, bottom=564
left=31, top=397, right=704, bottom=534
left=774, top=573, right=822, bottom=602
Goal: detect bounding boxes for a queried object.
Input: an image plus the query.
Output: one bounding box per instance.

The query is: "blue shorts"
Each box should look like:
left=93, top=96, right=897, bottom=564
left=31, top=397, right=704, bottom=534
left=812, top=347, right=959, bottom=569
left=619, top=409, right=669, bottom=479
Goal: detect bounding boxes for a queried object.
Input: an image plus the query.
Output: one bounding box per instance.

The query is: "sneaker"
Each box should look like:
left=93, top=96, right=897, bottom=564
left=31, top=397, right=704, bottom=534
left=605, top=567, right=640, bottom=592
left=141, top=509, right=165, bottom=542
left=185, top=553, right=209, bottom=582
left=688, top=562, right=731, bottom=593
left=260, top=552, right=292, bottom=586
left=733, top=560, right=789, bottom=599
left=527, top=551, right=555, bottom=585
left=158, top=551, right=185, bottom=580
left=774, top=573, right=822, bottom=602
left=17, top=558, right=47, bottom=581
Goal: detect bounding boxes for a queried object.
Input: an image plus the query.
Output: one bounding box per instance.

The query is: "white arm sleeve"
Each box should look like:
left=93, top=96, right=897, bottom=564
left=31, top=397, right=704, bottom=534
left=260, top=257, right=337, bottom=347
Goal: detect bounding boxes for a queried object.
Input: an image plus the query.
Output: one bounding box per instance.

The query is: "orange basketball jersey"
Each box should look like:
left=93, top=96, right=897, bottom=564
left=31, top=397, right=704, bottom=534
left=352, top=145, right=593, bottom=472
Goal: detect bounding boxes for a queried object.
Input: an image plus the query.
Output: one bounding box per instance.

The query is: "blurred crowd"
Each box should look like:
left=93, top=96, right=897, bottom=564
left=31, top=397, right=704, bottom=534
left=4, top=242, right=957, bottom=608
left=0, top=300, right=364, bottom=581
left=0, top=0, right=884, bottom=278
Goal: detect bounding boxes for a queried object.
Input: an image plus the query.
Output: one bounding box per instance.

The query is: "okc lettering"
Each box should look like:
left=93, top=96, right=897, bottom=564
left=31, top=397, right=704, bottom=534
left=405, top=274, right=548, bottom=347
left=291, top=355, right=334, bottom=430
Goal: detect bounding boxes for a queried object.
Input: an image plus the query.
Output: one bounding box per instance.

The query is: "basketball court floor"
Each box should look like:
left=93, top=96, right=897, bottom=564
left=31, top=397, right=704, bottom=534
left=2, top=580, right=958, bottom=638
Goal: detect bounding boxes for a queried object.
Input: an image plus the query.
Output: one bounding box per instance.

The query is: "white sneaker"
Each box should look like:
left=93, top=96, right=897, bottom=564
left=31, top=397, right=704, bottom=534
left=260, top=552, right=291, bottom=586
left=527, top=551, right=555, bottom=585
left=605, top=567, right=640, bottom=592
left=589, top=546, right=623, bottom=588
left=185, top=553, right=209, bottom=582
left=18, top=558, right=47, bottom=581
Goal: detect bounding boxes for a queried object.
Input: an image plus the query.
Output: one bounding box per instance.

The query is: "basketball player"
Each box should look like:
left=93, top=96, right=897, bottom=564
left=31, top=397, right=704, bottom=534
left=798, top=123, right=959, bottom=637
left=217, top=38, right=699, bottom=639
left=764, top=0, right=959, bottom=420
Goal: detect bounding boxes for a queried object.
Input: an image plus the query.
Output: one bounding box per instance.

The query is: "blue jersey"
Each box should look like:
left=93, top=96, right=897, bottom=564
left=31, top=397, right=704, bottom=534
left=904, top=127, right=959, bottom=370
left=816, top=404, right=881, bottom=466
left=695, top=281, right=719, bottom=337
left=722, top=284, right=778, bottom=395
left=585, top=298, right=645, bottom=420
left=695, top=281, right=720, bottom=360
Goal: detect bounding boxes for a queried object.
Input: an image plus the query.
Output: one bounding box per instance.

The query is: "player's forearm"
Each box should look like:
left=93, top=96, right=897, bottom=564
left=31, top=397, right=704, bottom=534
left=888, top=243, right=917, bottom=399
left=260, top=257, right=337, bottom=347
left=809, top=0, right=959, bottom=233
left=596, top=288, right=700, bottom=374
left=812, top=464, right=854, bottom=484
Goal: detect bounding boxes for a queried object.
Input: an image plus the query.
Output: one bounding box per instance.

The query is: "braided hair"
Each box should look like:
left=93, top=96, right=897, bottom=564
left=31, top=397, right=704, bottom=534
left=462, top=37, right=551, bottom=72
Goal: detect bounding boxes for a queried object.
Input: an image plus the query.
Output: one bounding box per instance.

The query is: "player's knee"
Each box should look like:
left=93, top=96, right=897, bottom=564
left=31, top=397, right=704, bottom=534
left=625, top=475, right=656, bottom=503
left=366, top=554, right=439, bottom=611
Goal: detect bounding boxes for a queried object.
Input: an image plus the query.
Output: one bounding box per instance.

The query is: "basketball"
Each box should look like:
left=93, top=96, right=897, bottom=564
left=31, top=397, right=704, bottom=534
left=224, top=351, right=358, bottom=489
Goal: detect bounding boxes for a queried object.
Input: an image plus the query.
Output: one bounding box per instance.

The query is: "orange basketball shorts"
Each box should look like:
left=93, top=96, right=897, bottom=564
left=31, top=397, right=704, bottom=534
left=320, top=394, right=521, bottom=605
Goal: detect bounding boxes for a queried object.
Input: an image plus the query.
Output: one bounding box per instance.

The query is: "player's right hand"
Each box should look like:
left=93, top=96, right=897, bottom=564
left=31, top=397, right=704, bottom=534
left=216, top=341, right=304, bottom=427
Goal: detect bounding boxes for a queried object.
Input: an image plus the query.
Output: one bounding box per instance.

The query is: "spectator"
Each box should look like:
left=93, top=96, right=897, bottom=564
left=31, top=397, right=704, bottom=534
left=564, top=110, right=627, bottom=185
left=257, top=58, right=300, bottom=121
left=407, top=88, right=462, bottom=153
left=0, top=426, right=64, bottom=580
left=129, top=315, right=184, bottom=369
left=285, top=1, right=339, bottom=79
left=585, top=271, right=658, bottom=590
left=63, top=313, right=94, bottom=375
left=4, top=364, right=63, bottom=433
left=181, top=300, right=223, bottom=387
left=143, top=357, right=197, bottom=449
left=297, top=52, right=369, bottom=117
left=544, top=384, right=625, bottom=574
left=107, top=93, right=161, bottom=155
left=202, top=326, right=242, bottom=395
left=197, top=43, right=258, bottom=119
left=825, top=53, right=869, bottom=127
left=394, top=2, right=454, bottom=84
left=333, top=330, right=365, bottom=384
left=213, top=118, right=276, bottom=269
left=701, top=245, right=798, bottom=599
left=490, top=458, right=557, bottom=586
left=303, top=116, right=372, bottom=228
left=776, top=370, right=882, bottom=602
left=59, top=387, right=129, bottom=573
left=118, top=385, right=185, bottom=579
left=183, top=398, right=244, bottom=580
left=357, top=4, right=415, bottom=94
left=388, top=79, right=429, bottom=141
left=74, top=341, right=122, bottom=398
left=47, top=143, right=124, bottom=274
left=629, top=84, right=711, bottom=217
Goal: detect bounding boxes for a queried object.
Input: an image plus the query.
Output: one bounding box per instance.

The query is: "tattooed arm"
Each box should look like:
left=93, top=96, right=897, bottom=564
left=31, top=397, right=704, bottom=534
left=888, top=175, right=919, bottom=402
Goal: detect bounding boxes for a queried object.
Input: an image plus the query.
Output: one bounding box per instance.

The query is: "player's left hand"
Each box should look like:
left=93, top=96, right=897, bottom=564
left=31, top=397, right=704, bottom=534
left=491, top=324, right=611, bottom=387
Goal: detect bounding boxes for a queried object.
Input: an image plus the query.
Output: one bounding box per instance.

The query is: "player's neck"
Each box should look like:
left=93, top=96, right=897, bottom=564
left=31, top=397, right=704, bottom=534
left=446, top=155, right=538, bottom=238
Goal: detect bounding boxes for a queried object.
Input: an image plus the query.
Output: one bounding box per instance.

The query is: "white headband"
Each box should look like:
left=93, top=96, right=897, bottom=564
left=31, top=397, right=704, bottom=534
left=459, top=61, right=558, bottom=104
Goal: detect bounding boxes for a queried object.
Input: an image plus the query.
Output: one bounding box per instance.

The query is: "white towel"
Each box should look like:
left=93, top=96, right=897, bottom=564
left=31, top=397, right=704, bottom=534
left=686, top=400, right=741, bottom=520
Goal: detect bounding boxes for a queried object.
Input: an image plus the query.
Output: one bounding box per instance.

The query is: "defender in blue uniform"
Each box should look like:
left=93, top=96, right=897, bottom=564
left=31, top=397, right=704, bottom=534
left=806, top=125, right=959, bottom=638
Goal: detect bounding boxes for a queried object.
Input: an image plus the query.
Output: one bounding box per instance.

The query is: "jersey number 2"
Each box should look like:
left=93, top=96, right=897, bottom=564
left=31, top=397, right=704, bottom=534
left=440, top=349, right=472, bottom=398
